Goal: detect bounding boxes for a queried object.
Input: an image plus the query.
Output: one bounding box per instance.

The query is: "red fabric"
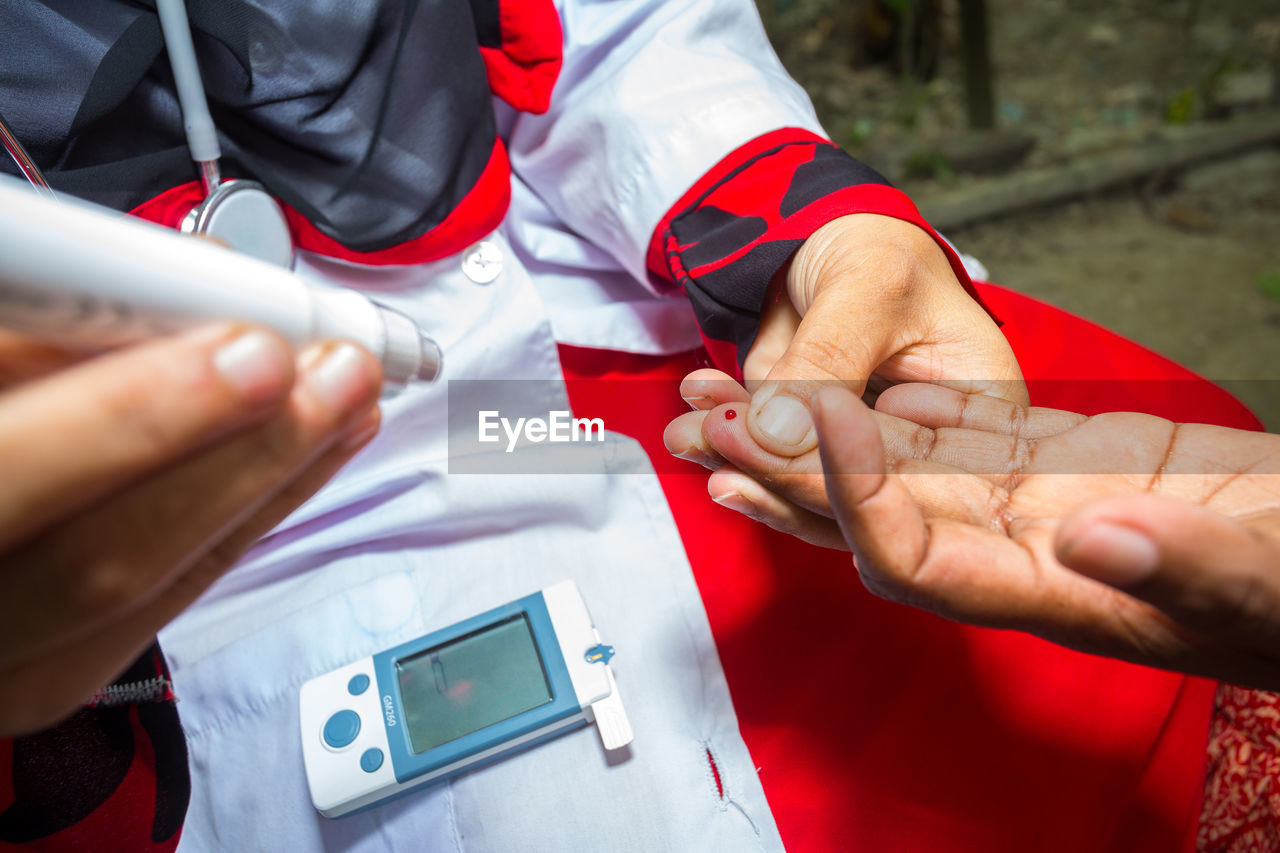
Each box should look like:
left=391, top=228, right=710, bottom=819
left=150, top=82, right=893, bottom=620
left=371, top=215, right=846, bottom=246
left=126, top=182, right=205, bottom=229
left=0, top=739, right=11, bottom=818
left=128, top=139, right=513, bottom=267
left=560, top=282, right=1259, bottom=852
left=698, top=335, right=741, bottom=381
left=479, top=0, right=563, bottom=113
left=977, top=285, right=1260, bottom=425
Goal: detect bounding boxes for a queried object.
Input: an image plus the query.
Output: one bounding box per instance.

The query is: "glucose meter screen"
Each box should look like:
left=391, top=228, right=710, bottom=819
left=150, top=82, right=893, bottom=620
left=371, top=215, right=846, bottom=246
left=395, top=613, right=553, bottom=754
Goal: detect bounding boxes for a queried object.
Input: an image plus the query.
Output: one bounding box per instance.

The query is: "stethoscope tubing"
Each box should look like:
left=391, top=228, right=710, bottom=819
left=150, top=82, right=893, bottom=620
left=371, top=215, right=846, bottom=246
left=0, top=109, right=55, bottom=199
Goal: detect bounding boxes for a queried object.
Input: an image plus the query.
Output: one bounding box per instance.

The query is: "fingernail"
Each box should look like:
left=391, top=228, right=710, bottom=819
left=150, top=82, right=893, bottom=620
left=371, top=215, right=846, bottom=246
left=755, top=395, right=813, bottom=446
left=671, top=447, right=712, bottom=468
left=712, top=492, right=756, bottom=518
left=214, top=329, right=293, bottom=406
left=681, top=395, right=709, bottom=410
left=1059, top=522, right=1160, bottom=587
left=304, top=344, right=376, bottom=416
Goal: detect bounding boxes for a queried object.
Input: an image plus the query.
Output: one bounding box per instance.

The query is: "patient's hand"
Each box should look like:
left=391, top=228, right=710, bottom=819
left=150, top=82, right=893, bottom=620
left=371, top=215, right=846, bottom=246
left=0, top=326, right=382, bottom=735
left=667, top=373, right=1280, bottom=689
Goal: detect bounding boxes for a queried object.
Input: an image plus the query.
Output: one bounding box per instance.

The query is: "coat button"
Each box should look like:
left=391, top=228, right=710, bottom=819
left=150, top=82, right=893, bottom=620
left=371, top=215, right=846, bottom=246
left=461, top=241, right=503, bottom=284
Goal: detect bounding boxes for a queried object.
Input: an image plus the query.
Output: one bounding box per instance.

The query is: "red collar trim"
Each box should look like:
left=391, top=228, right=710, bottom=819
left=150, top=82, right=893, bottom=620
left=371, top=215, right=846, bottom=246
left=128, top=138, right=511, bottom=267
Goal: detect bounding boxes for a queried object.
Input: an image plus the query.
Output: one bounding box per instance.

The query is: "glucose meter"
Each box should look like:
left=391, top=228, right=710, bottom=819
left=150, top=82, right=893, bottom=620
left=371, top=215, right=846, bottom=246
left=299, top=580, right=633, bottom=817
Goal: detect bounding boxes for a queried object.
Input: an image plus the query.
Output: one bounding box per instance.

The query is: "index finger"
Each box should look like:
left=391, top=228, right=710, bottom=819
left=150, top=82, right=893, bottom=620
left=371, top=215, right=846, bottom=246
left=877, top=383, right=1086, bottom=438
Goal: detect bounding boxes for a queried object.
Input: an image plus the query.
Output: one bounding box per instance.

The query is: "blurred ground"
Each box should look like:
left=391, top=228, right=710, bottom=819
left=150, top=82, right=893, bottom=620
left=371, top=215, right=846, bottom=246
left=759, top=0, right=1280, bottom=427
left=957, top=151, right=1280, bottom=429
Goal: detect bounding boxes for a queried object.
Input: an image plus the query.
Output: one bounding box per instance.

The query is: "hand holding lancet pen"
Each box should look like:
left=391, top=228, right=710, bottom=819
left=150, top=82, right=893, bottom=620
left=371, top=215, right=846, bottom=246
left=0, top=176, right=442, bottom=392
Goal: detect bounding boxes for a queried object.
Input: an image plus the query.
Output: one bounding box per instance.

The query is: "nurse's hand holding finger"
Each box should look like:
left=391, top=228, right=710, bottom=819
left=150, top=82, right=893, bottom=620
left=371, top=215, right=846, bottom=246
left=740, top=213, right=1027, bottom=457
left=664, top=214, right=1027, bottom=519
left=0, top=324, right=382, bottom=735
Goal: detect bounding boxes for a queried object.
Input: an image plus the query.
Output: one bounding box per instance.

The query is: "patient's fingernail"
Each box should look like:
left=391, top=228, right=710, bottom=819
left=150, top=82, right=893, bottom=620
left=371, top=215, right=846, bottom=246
left=214, top=329, right=293, bottom=406
left=755, top=395, right=813, bottom=446
left=1058, top=522, right=1159, bottom=587
left=304, top=344, right=377, bottom=415
left=672, top=447, right=713, bottom=468
left=681, top=395, right=709, bottom=410
left=712, top=492, right=756, bottom=518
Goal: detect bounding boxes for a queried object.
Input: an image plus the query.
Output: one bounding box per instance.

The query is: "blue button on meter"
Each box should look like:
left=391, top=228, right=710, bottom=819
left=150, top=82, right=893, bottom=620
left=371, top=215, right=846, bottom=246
left=360, top=748, right=384, bottom=773
left=323, top=710, right=361, bottom=749
left=347, top=674, right=370, bottom=695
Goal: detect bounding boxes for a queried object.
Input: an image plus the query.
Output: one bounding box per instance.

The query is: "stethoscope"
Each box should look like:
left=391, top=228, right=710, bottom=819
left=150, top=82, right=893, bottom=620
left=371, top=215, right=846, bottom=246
left=1, top=0, right=294, bottom=269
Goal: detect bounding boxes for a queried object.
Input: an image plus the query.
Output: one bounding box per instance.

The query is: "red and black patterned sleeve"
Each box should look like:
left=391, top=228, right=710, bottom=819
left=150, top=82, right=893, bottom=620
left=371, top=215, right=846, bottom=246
left=0, top=643, right=189, bottom=852
left=645, top=127, right=988, bottom=376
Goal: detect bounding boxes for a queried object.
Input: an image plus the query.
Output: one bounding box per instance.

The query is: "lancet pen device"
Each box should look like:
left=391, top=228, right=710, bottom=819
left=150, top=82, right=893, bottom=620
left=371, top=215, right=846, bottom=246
left=0, top=175, right=441, bottom=391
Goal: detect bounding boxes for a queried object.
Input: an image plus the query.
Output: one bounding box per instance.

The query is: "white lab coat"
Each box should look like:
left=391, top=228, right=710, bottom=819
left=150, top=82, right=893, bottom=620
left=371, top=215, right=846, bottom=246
left=159, top=1, right=825, bottom=849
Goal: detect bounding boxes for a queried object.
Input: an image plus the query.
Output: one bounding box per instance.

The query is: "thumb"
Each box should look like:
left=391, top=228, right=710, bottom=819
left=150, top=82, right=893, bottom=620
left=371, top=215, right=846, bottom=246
left=746, top=283, right=894, bottom=457
left=1055, top=494, right=1280, bottom=647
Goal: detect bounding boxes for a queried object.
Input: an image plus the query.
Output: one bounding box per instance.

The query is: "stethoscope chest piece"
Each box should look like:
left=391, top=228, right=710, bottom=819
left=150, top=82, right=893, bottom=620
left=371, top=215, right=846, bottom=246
left=182, top=179, right=293, bottom=269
